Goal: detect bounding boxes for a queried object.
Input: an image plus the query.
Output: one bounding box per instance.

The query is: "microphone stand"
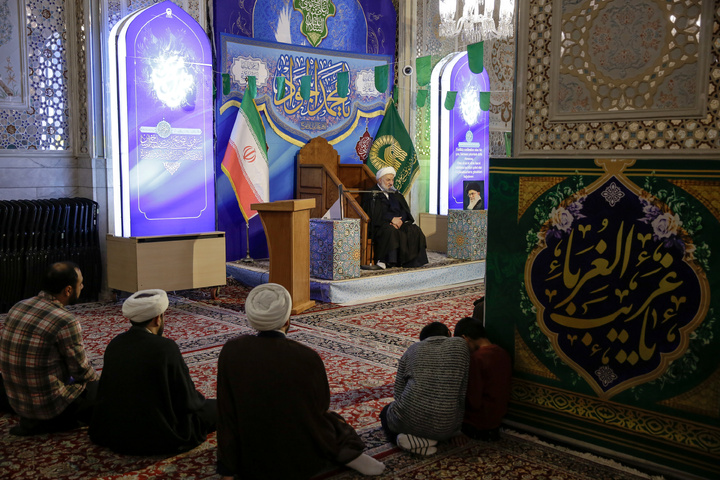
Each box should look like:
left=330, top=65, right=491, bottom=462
left=338, top=185, right=385, bottom=270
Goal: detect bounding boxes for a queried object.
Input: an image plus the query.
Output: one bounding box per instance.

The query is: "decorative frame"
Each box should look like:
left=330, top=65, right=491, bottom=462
left=0, top=0, right=30, bottom=110
left=548, top=0, right=713, bottom=122
left=513, top=0, right=720, bottom=157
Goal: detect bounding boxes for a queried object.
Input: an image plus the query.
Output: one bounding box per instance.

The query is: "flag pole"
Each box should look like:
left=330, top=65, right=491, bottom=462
left=241, top=220, right=253, bottom=263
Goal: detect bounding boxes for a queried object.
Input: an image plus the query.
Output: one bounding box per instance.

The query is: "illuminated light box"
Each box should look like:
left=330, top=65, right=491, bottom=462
left=110, top=1, right=215, bottom=237
left=429, top=52, right=490, bottom=215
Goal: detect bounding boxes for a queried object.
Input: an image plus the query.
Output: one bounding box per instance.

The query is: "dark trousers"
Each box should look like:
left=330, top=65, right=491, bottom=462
left=4, top=377, right=99, bottom=434
left=0, top=373, right=15, bottom=414
left=197, top=398, right=218, bottom=434
left=461, top=422, right=501, bottom=441
left=379, top=403, right=399, bottom=443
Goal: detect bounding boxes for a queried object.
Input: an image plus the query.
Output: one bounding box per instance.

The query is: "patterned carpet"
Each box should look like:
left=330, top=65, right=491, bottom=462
left=0, top=280, right=663, bottom=479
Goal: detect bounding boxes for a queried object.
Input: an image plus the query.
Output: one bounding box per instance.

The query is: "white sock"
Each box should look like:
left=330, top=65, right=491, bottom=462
left=345, top=453, right=386, bottom=476
left=396, top=433, right=438, bottom=455
left=412, top=445, right=437, bottom=455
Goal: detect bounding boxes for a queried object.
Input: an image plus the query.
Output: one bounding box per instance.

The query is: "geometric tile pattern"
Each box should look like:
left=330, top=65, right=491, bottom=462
left=447, top=209, right=487, bottom=260
left=310, top=218, right=361, bottom=280
left=0, top=0, right=205, bottom=151
left=515, top=0, right=720, bottom=156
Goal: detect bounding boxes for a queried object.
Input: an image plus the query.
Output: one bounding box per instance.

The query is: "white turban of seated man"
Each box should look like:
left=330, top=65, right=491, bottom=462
left=122, top=289, right=169, bottom=323
left=244, top=283, right=292, bottom=331
left=375, top=166, right=396, bottom=181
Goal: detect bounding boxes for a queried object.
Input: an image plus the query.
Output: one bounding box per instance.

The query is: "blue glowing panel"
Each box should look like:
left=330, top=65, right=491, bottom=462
left=447, top=54, right=490, bottom=212
left=117, top=1, right=215, bottom=237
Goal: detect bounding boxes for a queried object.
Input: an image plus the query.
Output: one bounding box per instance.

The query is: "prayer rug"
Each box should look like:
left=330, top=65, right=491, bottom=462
left=0, top=282, right=665, bottom=479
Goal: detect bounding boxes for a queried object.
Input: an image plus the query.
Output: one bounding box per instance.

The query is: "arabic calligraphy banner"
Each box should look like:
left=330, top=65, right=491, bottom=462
left=486, top=158, right=720, bottom=478
left=219, top=35, right=391, bottom=145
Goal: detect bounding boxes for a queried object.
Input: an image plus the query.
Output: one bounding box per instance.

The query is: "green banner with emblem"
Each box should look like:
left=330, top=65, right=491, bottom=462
left=367, top=99, right=419, bottom=196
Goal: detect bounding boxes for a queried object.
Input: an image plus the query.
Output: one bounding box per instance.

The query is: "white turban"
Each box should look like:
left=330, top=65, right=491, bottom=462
left=376, top=166, right=396, bottom=181
left=245, top=283, right=292, bottom=331
left=122, top=289, right=169, bottom=323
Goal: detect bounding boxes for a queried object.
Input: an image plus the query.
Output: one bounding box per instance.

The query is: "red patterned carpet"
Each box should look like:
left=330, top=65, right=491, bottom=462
left=1, top=281, right=662, bottom=479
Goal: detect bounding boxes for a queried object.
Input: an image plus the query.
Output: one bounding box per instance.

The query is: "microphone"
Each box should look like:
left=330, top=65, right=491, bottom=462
left=385, top=186, right=397, bottom=193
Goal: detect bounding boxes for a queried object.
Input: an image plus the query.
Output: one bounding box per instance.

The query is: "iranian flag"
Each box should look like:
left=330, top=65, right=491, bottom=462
left=221, top=93, right=269, bottom=221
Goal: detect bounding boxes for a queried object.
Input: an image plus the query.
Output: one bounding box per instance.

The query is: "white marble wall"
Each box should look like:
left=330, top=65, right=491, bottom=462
left=0, top=154, right=88, bottom=200
left=0, top=152, right=113, bottom=298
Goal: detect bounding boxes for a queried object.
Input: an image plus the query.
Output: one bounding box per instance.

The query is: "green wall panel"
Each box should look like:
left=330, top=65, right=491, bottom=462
left=487, top=158, right=720, bottom=478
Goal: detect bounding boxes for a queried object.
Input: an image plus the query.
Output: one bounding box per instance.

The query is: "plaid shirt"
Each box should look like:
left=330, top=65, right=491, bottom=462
left=0, top=291, right=98, bottom=419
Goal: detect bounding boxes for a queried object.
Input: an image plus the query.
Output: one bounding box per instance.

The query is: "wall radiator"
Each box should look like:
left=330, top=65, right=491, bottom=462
left=0, top=198, right=102, bottom=313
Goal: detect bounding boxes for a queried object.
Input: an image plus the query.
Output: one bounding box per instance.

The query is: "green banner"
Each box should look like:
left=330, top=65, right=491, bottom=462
left=467, top=41, right=484, bottom=74
left=416, top=55, right=432, bottom=86
left=247, top=76, right=257, bottom=99
left=222, top=73, right=230, bottom=95
left=275, top=76, right=286, bottom=100
left=367, top=100, right=419, bottom=196
left=300, top=75, right=311, bottom=100
left=417, top=89, right=428, bottom=108
left=444, top=91, right=457, bottom=110
left=375, top=64, right=388, bottom=93
left=480, top=91, right=491, bottom=111
left=336, top=71, right=349, bottom=98
left=487, top=158, right=720, bottom=480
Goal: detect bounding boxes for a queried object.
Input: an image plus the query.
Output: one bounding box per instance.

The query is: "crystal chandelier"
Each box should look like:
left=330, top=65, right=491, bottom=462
left=439, top=0, right=515, bottom=43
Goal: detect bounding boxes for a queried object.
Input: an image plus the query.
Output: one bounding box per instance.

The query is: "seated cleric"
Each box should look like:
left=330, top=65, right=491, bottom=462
left=216, top=283, right=384, bottom=479
left=89, top=289, right=217, bottom=455
left=362, top=166, right=428, bottom=269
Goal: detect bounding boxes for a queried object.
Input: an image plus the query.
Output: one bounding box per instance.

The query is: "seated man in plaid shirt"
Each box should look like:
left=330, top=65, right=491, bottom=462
left=0, top=261, right=99, bottom=436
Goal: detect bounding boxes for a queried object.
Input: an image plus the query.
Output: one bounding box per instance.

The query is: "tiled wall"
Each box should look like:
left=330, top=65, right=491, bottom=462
left=0, top=0, right=204, bottom=204
left=0, top=154, right=96, bottom=201
left=0, top=0, right=77, bottom=202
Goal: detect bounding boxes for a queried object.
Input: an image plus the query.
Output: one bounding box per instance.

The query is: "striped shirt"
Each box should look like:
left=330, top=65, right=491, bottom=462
left=386, top=336, right=470, bottom=440
left=0, top=291, right=98, bottom=419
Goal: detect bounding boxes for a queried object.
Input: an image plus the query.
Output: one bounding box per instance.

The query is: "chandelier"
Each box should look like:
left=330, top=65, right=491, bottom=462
left=439, top=0, right=515, bottom=43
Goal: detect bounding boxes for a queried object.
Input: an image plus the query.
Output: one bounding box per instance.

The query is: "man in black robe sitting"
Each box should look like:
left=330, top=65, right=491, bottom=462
left=216, top=283, right=385, bottom=479
left=89, top=289, right=217, bottom=455
left=363, top=166, right=428, bottom=269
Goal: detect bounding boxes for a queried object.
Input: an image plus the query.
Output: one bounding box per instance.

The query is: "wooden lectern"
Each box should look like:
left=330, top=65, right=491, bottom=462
left=252, top=199, right=316, bottom=314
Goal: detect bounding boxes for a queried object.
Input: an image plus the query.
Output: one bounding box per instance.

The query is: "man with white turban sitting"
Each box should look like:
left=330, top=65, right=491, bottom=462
left=89, top=289, right=217, bottom=455
left=216, top=283, right=385, bottom=479
left=362, top=166, right=428, bottom=269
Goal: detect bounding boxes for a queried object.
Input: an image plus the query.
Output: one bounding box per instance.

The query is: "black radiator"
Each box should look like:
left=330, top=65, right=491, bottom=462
left=0, top=198, right=102, bottom=313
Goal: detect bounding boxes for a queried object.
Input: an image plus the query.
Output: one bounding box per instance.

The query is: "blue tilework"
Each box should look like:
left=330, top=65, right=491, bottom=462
left=310, top=218, right=361, bottom=280
left=447, top=209, right=487, bottom=261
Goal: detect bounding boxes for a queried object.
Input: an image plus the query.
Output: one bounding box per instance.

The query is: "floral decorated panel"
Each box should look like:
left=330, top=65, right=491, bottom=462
left=486, top=157, right=720, bottom=478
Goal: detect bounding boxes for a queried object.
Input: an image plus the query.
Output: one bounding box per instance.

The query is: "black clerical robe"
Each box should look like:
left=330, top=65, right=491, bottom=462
left=363, top=184, right=428, bottom=267
left=89, top=326, right=215, bottom=455
left=216, top=331, right=365, bottom=480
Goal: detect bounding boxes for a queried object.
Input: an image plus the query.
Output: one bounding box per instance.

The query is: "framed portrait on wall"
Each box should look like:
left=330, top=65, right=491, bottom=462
left=0, top=0, right=29, bottom=110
